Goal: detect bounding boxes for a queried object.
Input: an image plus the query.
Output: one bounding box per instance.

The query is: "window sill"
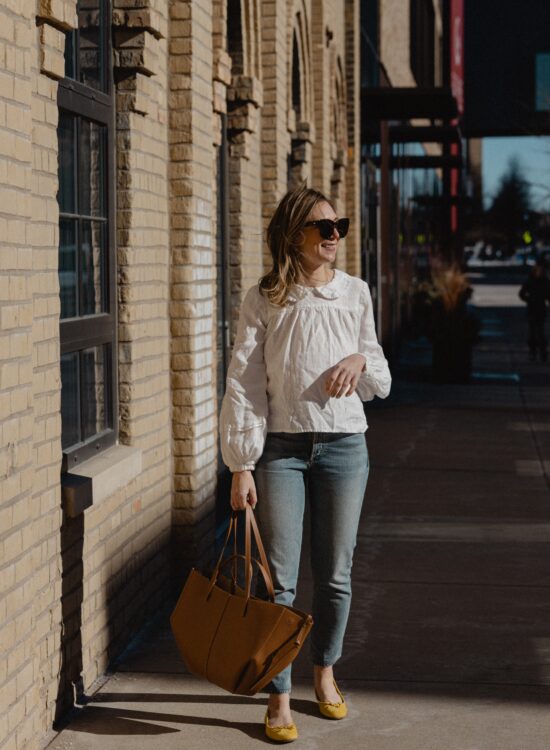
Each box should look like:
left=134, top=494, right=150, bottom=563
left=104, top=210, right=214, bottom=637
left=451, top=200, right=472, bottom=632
left=63, top=444, right=142, bottom=515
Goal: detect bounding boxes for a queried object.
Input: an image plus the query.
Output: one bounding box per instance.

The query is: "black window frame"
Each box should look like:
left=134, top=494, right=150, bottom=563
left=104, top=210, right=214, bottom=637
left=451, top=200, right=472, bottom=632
left=58, top=0, right=117, bottom=472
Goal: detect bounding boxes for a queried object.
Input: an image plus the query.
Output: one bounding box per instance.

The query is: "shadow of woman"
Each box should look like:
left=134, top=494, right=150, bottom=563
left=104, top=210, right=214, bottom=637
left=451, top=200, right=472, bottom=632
left=63, top=693, right=320, bottom=740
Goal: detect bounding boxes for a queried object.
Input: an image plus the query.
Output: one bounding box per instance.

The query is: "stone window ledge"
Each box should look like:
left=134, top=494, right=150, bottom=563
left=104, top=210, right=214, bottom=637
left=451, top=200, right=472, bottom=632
left=63, top=445, right=142, bottom=515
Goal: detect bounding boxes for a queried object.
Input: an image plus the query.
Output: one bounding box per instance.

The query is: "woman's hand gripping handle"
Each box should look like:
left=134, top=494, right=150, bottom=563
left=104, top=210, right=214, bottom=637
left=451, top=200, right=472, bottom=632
left=230, top=470, right=258, bottom=511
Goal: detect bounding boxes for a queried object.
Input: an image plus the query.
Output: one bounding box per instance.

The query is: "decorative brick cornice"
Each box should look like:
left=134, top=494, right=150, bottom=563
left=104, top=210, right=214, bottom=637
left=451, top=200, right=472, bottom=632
left=36, top=0, right=77, bottom=79
left=294, top=121, right=315, bottom=145
left=112, top=1, right=164, bottom=84
left=36, top=0, right=77, bottom=31
left=112, top=8, right=164, bottom=39
left=227, top=75, right=263, bottom=108
left=212, top=49, right=232, bottom=117
left=213, top=48, right=232, bottom=86
left=113, top=31, right=158, bottom=78
left=227, top=75, right=263, bottom=142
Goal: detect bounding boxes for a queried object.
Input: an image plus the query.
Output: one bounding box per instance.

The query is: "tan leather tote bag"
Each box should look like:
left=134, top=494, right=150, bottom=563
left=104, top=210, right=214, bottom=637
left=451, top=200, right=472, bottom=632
left=170, top=505, right=313, bottom=696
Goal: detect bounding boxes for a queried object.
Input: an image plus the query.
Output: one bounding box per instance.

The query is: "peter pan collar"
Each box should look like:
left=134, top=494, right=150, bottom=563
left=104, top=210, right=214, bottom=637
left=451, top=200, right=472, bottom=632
left=289, top=268, right=350, bottom=301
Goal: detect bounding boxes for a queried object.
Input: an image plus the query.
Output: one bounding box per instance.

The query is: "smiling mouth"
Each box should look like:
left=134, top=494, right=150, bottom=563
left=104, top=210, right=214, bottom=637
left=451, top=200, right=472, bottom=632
left=321, top=243, right=337, bottom=249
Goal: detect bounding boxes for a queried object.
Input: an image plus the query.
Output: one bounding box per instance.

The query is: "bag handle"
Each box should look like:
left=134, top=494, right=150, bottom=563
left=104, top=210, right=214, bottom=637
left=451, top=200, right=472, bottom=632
left=209, top=507, right=276, bottom=602
left=244, top=505, right=275, bottom=601
left=211, top=553, right=275, bottom=601
left=211, top=511, right=236, bottom=577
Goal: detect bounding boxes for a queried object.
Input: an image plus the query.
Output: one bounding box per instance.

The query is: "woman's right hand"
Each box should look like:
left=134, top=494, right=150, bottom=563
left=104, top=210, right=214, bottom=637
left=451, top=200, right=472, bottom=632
left=230, top=470, right=258, bottom=511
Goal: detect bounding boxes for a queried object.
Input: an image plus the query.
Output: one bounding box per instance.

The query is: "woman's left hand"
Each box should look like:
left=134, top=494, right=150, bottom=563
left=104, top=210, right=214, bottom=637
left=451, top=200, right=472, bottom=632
left=325, top=354, right=367, bottom=398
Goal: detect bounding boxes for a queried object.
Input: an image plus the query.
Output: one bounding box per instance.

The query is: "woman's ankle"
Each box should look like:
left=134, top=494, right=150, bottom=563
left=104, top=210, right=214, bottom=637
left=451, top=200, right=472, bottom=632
left=314, top=665, right=334, bottom=682
left=268, top=692, right=291, bottom=705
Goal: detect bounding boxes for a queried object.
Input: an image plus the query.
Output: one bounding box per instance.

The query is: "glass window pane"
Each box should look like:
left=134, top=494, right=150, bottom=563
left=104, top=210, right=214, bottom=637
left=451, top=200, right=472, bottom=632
left=81, top=346, right=107, bottom=441
left=79, top=119, right=106, bottom=217
left=57, top=112, right=76, bottom=214
left=536, top=53, right=550, bottom=112
left=59, top=219, right=78, bottom=319
left=81, top=220, right=105, bottom=315
left=78, top=1, right=105, bottom=92
left=64, top=29, right=76, bottom=79
left=61, top=352, right=80, bottom=449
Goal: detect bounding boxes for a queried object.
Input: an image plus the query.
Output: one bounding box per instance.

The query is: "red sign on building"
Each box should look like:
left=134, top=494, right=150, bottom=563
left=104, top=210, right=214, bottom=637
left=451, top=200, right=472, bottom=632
left=450, top=0, right=464, bottom=116
left=450, top=0, right=464, bottom=232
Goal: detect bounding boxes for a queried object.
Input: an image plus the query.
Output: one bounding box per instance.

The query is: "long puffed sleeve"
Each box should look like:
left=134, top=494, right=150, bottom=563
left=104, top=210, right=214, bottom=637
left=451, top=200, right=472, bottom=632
left=219, top=285, right=269, bottom=472
left=356, top=282, right=392, bottom=402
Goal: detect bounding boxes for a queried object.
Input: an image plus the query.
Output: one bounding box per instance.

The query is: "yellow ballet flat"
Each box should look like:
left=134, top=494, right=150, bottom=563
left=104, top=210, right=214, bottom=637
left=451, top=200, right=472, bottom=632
left=315, top=680, right=348, bottom=720
left=264, top=711, right=298, bottom=742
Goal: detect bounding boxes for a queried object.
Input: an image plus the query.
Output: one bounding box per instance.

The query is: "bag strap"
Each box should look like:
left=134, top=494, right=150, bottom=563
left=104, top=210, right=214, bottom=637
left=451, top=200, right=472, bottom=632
left=244, top=505, right=276, bottom=601
left=214, top=553, right=274, bottom=601
left=210, top=506, right=276, bottom=602
left=211, top=512, right=236, bottom=582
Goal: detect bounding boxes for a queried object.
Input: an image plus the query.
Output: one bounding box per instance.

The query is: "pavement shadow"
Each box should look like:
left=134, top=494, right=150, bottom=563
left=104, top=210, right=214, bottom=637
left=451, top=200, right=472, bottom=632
left=60, top=695, right=317, bottom=740
left=329, top=266, right=550, bottom=699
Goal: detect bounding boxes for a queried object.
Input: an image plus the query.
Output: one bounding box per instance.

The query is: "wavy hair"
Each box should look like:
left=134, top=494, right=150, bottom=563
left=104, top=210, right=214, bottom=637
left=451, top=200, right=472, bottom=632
left=259, top=185, right=334, bottom=307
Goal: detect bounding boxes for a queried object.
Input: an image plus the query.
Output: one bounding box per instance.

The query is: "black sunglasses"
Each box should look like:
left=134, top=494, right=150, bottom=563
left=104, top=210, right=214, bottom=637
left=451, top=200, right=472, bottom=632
left=303, top=218, right=350, bottom=240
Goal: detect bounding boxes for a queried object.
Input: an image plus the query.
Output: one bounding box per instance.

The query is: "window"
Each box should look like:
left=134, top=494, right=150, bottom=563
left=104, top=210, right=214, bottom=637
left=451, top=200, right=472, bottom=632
left=57, top=0, right=116, bottom=470
left=361, top=0, right=380, bottom=89
left=535, top=53, right=550, bottom=111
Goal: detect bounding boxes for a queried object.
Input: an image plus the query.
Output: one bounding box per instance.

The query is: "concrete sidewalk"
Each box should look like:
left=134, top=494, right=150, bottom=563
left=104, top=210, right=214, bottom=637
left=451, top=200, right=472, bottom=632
left=47, top=269, right=550, bottom=750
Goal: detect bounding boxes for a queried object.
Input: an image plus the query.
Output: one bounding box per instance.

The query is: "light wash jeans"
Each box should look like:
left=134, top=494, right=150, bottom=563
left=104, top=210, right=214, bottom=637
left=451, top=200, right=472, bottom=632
left=253, top=431, right=369, bottom=694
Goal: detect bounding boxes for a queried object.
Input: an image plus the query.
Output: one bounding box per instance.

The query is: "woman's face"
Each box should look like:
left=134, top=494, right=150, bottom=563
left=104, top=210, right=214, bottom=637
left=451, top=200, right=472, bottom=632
left=297, top=200, right=339, bottom=270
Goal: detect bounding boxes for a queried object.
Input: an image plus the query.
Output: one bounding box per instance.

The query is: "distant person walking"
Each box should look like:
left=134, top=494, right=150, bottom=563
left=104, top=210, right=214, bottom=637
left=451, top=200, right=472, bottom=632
left=519, top=260, right=550, bottom=362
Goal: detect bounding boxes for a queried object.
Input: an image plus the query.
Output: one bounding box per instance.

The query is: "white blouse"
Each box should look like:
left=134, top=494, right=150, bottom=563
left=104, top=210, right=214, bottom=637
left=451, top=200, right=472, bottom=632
left=219, top=269, right=391, bottom=472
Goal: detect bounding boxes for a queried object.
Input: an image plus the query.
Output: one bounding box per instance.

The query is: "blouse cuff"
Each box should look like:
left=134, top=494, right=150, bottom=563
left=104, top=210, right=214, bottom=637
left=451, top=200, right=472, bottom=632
left=356, top=352, right=391, bottom=401
left=229, top=463, right=256, bottom=473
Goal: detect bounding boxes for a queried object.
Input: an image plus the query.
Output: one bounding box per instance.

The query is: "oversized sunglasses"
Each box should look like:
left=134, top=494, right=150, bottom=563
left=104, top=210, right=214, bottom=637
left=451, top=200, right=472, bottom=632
left=302, top=218, right=350, bottom=240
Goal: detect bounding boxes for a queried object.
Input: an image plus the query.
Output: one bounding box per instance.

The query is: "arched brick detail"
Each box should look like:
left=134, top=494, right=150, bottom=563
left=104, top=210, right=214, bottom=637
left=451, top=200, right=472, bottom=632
left=221, top=1, right=264, bottom=332
left=330, top=54, right=348, bottom=211
left=287, top=4, right=315, bottom=190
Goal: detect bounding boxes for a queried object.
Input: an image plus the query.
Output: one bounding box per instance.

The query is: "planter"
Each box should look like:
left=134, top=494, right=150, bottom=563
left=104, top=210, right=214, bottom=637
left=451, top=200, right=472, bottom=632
left=430, top=307, right=480, bottom=384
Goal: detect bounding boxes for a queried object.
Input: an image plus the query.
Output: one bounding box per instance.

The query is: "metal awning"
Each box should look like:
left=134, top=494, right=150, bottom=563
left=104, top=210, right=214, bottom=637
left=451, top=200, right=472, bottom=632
left=362, top=86, right=459, bottom=121
left=369, top=155, right=463, bottom=170
left=363, top=123, right=462, bottom=145
left=390, top=124, right=460, bottom=143
left=412, top=194, right=471, bottom=206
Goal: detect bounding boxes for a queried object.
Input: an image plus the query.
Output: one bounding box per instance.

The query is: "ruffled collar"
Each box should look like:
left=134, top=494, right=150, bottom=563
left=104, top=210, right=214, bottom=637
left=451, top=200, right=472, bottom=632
left=289, top=269, right=350, bottom=301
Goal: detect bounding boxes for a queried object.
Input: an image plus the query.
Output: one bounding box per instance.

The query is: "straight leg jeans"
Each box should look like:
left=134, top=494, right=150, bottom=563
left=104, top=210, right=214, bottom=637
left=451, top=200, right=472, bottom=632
left=253, top=431, right=369, bottom=694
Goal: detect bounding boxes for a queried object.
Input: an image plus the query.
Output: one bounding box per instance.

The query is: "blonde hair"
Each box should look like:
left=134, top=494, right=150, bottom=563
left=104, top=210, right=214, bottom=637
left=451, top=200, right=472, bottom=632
left=259, top=185, right=334, bottom=307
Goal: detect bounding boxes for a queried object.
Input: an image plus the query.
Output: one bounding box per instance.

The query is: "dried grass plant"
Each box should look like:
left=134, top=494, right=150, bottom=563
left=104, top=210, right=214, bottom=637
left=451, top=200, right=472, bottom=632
left=430, top=263, right=471, bottom=311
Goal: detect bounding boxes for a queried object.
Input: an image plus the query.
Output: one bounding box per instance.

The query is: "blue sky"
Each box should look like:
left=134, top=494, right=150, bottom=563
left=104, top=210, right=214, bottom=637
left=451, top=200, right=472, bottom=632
left=482, top=136, right=550, bottom=211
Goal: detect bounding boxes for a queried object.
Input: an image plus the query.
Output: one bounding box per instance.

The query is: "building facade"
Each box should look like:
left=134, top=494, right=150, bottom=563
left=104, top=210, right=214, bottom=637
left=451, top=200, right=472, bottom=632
left=0, top=1, right=361, bottom=747
left=361, top=0, right=459, bottom=350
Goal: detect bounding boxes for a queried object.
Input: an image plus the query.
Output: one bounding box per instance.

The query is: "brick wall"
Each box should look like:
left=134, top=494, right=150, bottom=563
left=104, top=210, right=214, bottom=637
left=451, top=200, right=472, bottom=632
left=31, top=3, right=68, bottom=739
left=0, top=1, right=364, bottom=747
left=1, top=1, right=173, bottom=747
left=0, top=5, right=39, bottom=748
left=261, top=0, right=291, bottom=269
left=169, top=0, right=219, bottom=573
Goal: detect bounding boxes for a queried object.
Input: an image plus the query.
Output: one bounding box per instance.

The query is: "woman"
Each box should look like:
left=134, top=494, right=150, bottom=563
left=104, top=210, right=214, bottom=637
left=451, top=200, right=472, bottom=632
left=220, top=186, right=391, bottom=741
